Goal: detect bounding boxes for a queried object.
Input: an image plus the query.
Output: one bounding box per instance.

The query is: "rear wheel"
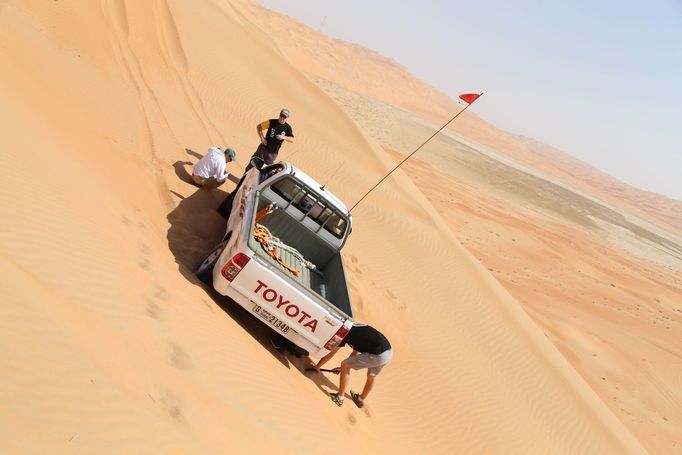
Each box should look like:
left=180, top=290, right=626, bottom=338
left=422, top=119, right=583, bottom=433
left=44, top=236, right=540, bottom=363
left=194, top=241, right=226, bottom=285
left=217, top=191, right=235, bottom=220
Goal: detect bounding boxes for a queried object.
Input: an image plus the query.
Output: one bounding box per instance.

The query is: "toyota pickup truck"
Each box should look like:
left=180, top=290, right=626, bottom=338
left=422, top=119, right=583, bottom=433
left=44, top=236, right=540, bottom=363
left=194, top=162, right=353, bottom=358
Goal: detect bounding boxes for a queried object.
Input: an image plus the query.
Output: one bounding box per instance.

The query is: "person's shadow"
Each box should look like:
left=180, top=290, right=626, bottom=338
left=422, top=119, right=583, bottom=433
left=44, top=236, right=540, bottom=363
left=166, top=153, right=341, bottom=397
left=173, top=160, right=195, bottom=186
left=184, top=148, right=203, bottom=160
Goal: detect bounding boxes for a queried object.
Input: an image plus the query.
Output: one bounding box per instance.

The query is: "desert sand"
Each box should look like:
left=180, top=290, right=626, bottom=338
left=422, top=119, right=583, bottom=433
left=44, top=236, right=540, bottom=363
left=1, top=0, right=678, bottom=453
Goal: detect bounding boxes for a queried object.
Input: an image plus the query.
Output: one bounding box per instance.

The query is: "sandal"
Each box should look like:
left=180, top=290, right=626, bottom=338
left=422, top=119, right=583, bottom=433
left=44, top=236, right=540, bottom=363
left=351, top=391, right=364, bottom=408
left=329, top=392, right=344, bottom=407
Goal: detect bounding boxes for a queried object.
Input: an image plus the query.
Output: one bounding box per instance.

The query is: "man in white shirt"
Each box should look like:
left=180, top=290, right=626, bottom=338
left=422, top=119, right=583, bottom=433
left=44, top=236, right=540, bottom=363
left=192, top=147, right=236, bottom=189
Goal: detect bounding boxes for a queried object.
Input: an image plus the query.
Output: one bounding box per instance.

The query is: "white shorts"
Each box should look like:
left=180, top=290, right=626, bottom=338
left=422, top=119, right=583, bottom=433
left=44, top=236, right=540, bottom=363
left=344, top=349, right=393, bottom=376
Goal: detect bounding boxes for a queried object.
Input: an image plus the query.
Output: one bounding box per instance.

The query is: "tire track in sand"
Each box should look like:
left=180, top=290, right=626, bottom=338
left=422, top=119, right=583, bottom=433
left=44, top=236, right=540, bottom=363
left=102, top=0, right=177, bottom=212
left=153, top=0, right=226, bottom=145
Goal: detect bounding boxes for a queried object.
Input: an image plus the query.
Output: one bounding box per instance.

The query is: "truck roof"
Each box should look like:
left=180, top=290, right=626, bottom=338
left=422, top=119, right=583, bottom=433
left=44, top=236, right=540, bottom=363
left=282, top=163, right=350, bottom=216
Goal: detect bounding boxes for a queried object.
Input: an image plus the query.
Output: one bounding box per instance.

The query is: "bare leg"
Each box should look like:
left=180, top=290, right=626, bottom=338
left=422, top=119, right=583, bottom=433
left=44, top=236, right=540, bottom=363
left=337, top=361, right=352, bottom=398
left=360, top=374, right=376, bottom=400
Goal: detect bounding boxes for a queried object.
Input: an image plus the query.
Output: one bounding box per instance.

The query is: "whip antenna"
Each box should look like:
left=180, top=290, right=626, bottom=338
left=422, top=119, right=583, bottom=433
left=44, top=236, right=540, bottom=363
left=348, top=92, right=483, bottom=213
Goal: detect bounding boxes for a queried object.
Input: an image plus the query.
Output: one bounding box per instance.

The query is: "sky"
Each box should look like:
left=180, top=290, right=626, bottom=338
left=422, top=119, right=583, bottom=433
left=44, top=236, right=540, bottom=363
left=258, top=0, right=682, bottom=200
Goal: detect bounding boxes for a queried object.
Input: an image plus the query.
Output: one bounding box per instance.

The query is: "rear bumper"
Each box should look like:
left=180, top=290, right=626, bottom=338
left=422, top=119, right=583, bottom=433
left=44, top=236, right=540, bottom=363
left=214, top=272, right=330, bottom=358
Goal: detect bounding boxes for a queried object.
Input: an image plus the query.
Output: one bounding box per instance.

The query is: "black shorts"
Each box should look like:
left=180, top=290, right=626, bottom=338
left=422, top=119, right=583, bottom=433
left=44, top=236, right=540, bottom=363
left=251, top=144, right=278, bottom=168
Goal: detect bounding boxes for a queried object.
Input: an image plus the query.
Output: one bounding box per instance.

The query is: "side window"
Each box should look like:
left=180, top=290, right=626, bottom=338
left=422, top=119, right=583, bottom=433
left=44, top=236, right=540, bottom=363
left=318, top=207, right=333, bottom=224
left=296, top=194, right=316, bottom=213
left=291, top=189, right=307, bottom=206
left=271, top=177, right=301, bottom=202
left=324, top=213, right=347, bottom=238
left=308, top=201, right=325, bottom=219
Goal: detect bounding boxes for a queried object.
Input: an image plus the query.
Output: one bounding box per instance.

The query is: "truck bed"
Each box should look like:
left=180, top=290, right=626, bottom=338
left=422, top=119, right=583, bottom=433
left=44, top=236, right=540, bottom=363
left=248, top=198, right=353, bottom=317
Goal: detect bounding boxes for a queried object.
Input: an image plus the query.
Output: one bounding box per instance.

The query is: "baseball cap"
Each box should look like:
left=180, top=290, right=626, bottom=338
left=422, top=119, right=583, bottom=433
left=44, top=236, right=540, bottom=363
left=279, top=108, right=290, bottom=118
left=224, top=147, right=236, bottom=161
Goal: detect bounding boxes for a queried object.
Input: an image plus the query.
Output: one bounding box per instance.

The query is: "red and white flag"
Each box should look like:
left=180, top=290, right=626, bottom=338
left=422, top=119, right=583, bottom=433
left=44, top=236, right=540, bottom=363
left=458, top=93, right=481, bottom=105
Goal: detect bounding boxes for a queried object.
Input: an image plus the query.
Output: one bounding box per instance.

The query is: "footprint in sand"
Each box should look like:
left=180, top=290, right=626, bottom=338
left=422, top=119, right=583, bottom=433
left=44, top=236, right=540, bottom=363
left=144, top=286, right=169, bottom=318
left=138, top=256, right=151, bottom=270
left=137, top=243, right=152, bottom=270
left=139, top=242, right=151, bottom=255
left=383, top=288, right=397, bottom=300
left=168, top=342, right=193, bottom=370
left=146, top=300, right=161, bottom=319
left=160, top=393, right=185, bottom=423
left=153, top=285, right=170, bottom=301
left=352, top=292, right=364, bottom=311
left=346, top=254, right=362, bottom=275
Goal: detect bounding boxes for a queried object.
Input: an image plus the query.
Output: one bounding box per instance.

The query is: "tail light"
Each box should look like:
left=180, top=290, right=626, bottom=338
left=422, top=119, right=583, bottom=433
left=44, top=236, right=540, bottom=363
left=221, top=252, right=251, bottom=282
left=324, top=324, right=350, bottom=351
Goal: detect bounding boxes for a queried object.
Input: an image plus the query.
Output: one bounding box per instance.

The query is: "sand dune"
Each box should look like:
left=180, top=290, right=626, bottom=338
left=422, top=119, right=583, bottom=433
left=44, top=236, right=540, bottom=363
left=0, top=0, right=657, bottom=453
left=243, top=2, right=682, bottom=236
left=252, top=15, right=682, bottom=452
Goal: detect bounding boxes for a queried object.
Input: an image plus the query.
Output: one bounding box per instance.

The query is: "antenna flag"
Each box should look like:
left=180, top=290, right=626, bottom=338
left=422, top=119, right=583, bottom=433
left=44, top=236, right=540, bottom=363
left=349, top=92, right=484, bottom=212
left=459, top=93, right=481, bottom=104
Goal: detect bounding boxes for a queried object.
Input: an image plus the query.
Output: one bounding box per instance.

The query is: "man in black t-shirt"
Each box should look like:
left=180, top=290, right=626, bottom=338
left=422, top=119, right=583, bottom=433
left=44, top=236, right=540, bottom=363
left=310, top=323, right=393, bottom=408
left=216, top=109, right=294, bottom=219
left=250, top=108, right=294, bottom=169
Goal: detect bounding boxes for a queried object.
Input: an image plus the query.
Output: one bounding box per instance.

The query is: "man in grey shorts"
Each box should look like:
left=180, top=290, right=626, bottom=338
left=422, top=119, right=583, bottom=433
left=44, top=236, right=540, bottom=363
left=310, top=323, right=392, bottom=408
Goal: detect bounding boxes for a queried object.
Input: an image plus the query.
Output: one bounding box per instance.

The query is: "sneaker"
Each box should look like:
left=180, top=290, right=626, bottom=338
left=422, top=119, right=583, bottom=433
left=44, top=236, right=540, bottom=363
left=329, top=393, right=344, bottom=407
left=350, top=391, right=364, bottom=408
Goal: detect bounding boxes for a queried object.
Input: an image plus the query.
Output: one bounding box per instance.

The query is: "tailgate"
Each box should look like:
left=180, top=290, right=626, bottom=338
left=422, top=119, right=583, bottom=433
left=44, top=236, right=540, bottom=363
left=230, top=255, right=344, bottom=345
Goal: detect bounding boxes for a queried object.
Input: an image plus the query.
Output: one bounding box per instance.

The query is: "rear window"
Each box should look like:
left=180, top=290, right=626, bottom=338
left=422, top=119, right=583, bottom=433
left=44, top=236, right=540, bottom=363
left=270, top=177, right=348, bottom=239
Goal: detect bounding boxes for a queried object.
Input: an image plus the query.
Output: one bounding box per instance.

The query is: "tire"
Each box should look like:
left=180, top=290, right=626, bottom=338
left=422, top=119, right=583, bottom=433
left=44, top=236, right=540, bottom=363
left=194, top=241, right=226, bottom=285
left=216, top=191, right=236, bottom=220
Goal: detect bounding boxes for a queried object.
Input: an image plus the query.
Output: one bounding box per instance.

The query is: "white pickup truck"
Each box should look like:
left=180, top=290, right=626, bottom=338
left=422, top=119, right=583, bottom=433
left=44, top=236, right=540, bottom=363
left=195, top=162, right=354, bottom=358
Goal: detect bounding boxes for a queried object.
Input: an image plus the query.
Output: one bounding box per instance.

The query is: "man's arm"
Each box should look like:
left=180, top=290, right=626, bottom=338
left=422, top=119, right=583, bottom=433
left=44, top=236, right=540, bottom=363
left=257, top=120, right=268, bottom=145
left=276, top=126, right=294, bottom=143
left=276, top=134, right=294, bottom=143
left=214, top=157, right=228, bottom=183
left=312, top=346, right=340, bottom=371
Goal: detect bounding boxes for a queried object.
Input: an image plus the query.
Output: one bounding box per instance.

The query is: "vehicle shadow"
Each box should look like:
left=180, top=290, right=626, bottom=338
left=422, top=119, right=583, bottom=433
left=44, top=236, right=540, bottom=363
left=166, top=185, right=292, bottom=368
left=166, top=170, right=341, bottom=396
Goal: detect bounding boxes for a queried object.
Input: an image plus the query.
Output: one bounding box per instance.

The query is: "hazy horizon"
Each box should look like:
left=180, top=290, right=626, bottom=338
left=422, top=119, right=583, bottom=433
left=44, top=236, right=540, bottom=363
left=258, top=0, right=682, bottom=201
